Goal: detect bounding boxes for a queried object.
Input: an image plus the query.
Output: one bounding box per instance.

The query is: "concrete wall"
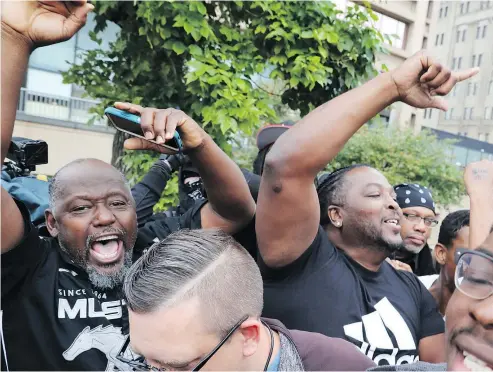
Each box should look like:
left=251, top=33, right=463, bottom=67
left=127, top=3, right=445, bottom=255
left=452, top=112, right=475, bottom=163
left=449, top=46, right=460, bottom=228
left=12, top=120, right=114, bottom=176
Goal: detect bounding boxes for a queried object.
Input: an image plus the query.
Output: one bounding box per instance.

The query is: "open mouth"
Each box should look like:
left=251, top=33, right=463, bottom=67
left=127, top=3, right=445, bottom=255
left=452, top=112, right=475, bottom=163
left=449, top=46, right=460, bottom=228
left=383, top=218, right=399, bottom=226
left=463, top=350, right=493, bottom=371
left=90, top=235, right=124, bottom=264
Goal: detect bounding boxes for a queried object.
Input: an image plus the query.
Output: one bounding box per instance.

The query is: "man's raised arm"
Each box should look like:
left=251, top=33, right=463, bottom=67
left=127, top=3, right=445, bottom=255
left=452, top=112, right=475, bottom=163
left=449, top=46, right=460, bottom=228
left=114, top=102, right=256, bottom=235
left=257, top=51, right=478, bottom=267
left=1, top=1, right=92, bottom=253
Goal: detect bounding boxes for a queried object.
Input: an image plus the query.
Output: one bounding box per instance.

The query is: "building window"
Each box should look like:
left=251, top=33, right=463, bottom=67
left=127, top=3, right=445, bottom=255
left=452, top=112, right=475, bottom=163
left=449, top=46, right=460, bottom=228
left=453, top=86, right=459, bottom=96
left=472, top=55, right=476, bottom=67
left=460, top=2, right=465, bottom=13
left=462, top=29, right=467, bottom=41
left=467, top=1, right=470, bottom=12
left=486, top=133, right=490, bottom=142
left=489, top=80, right=493, bottom=95
left=477, top=26, right=482, bottom=39
left=439, top=8, right=443, bottom=18
left=467, top=83, right=472, bottom=96
left=478, top=54, right=483, bottom=67
left=422, top=37, right=428, bottom=49
left=479, top=133, right=484, bottom=141
left=458, top=57, right=462, bottom=69
left=440, top=33, right=444, bottom=45
left=464, top=107, right=474, bottom=119
left=424, top=108, right=433, bottom=119
left=452, top=58, right=456, bottom=69
left=373, top=12, right=407, bottom=49
left=445, top=108, right=454, bottom=120
left=445, top=6, right=448, bottom=16
left=436, top=34, right=440, bottom=46
left=473, top=83, right=478, bottom=96
left=483, top=25, right=488, bottom=38
left=456, top=30, right=460, bottom=42
left=485, top=107, right=492, bottom=119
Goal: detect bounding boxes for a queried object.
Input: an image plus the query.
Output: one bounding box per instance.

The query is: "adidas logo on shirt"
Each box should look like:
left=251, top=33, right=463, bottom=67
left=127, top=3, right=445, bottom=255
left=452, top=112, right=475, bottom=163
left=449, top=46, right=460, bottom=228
left=343, top=297, right=419, bottom=366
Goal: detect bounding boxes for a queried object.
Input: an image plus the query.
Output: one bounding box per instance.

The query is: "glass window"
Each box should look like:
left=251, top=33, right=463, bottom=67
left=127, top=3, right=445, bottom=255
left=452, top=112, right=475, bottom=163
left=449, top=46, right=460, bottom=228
left=454, top=146, right=468, bottom=166
left=472, top=55, right=476, bottom=67
left=456, top=30, right=460, bottom=42
left=462, top=29, right=467, bottom=41
left=458, top=57, right=462, bottom=69
left=485, top=107, right=492, bottom=119
left=26, top=68, right=72, bottom=97
left=468, top=149, right=482, bottom=163
left=373, top=12, right=407, bottom=49
left=440, top=33, right=444, bottom=45
left=452, top=58, right=456, bottom=69
left=483, top=25, right=488, bottom=38
left=478, top=54, right=482, bottom=67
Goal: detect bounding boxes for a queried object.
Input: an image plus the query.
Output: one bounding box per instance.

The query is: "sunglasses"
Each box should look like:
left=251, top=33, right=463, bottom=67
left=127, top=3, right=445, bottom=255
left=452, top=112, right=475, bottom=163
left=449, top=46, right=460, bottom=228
left=116, top=315, right=249, bottom=371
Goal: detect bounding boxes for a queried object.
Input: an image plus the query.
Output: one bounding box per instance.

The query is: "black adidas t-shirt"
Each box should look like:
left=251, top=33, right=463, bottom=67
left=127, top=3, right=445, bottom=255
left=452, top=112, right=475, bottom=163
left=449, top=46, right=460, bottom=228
left=260, top=227, right=444, bottom=367
left=1, top=200, right=203, bottom=370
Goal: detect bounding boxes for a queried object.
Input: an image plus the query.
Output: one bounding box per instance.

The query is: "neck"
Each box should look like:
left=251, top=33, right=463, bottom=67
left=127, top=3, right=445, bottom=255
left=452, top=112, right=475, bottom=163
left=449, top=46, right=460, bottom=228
left=436, top=271, right=454, bottom=316
left=251, top=324, right=280, bottom=371
left=327, top=228, right=387, bottom=271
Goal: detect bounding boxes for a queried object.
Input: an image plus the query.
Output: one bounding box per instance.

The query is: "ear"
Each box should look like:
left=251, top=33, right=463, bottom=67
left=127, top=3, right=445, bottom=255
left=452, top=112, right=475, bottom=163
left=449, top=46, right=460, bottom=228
left=238, top=318, right=262, bottom=358
left=434, top=243, right=448, bottom=266
left=328, top=205, right=343, bottom=227
left=45, top=209, right=59, bottom=238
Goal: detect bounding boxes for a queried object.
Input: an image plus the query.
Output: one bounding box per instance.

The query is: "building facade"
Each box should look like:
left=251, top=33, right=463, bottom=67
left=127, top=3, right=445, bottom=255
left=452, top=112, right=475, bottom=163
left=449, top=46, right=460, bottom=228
left=424, top=0, right=493, bottom=143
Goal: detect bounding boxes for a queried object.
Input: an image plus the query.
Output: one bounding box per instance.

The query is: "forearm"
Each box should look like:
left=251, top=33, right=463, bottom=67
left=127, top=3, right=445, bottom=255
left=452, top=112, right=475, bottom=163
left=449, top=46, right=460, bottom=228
left=187, top=135, right=255, bottom=223
left=469, top=194, right=493, bottom=248
left=1, top=26, right=32, bottom=163
left=131, top=161, right=173, bottom=226
left=265, top=72, right=398, bottom=178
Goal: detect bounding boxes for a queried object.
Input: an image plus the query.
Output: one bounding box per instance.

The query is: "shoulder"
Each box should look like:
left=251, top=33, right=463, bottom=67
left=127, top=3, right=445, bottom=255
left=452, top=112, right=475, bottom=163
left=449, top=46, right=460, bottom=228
left=289, top=329, right=376, bottom=371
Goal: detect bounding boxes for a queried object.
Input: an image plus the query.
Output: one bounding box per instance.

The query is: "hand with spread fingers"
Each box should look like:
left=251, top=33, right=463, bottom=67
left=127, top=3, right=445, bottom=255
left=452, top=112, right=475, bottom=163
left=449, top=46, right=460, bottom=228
left=113, top=102, right=206, bottom=154
left=391, top=51, right=479, bottom=111
left=1, top=0, right=93, bottom=48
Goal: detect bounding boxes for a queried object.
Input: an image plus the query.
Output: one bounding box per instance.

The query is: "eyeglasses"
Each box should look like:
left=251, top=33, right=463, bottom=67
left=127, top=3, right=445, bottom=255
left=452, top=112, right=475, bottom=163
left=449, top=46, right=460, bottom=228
left=455, top=248, right=493, bottom=300
left=402, top=213, right=439, bottom=227
left=116, top=315, right=249, bottom=371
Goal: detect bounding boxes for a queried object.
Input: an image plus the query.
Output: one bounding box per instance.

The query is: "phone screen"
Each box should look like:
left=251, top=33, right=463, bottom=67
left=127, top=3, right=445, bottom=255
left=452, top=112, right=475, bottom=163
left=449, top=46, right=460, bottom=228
left=107, top=113, right=181, bottom=150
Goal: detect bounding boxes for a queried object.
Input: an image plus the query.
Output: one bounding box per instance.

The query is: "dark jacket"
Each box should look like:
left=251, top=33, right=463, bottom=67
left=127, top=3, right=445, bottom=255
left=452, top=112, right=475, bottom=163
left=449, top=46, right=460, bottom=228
left=397, top=244, right=437, bottom=276
left=263, top=318, right=376, bottom=371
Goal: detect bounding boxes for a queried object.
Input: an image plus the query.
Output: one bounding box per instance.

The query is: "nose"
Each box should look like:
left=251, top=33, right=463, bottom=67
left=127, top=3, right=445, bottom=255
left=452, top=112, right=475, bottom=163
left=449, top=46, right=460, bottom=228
left=387, top=195, right=399, bottom=211
left=469, top=296, right=493, bottom=330
left=413, top=219, right=428, bottom=233
left=92, top=203, right=116, bottom=227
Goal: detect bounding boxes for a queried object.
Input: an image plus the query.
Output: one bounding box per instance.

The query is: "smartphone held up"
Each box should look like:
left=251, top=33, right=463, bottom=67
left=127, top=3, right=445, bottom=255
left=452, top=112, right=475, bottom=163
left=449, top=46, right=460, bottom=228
left=104, top=107, right=183, bottom=152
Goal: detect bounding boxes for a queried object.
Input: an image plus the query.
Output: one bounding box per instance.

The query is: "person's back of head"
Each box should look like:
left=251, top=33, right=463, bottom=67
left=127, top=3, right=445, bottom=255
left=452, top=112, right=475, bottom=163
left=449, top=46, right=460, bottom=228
left=123, top=229, right=265, bottom=370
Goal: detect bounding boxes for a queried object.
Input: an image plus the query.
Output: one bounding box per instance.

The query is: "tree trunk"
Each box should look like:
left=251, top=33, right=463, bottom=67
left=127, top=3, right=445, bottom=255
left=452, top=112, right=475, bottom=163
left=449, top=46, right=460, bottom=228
left=111, top=131, right=129, bottom=172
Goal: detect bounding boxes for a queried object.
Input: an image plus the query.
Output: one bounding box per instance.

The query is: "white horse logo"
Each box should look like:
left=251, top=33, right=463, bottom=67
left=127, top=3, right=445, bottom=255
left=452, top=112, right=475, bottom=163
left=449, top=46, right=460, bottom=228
left=63, top=325, right=134, bottom=370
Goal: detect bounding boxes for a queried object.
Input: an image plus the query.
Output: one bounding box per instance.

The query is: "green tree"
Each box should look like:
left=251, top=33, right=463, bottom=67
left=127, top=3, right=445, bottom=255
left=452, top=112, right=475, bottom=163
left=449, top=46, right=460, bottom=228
left=324, top=123, right=464, bottom=207
left=64, top=0, right=385, bottom=210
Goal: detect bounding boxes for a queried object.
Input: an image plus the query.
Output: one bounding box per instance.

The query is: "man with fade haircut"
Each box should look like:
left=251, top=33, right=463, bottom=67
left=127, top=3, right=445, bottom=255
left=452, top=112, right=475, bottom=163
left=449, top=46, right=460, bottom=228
left=391, top=183, right=439, bottom=276
left=1, top=1, right=255, bottom=369
left=121, top=229, right=376, bottom=371
left=256, top=50, right=479, bottom=365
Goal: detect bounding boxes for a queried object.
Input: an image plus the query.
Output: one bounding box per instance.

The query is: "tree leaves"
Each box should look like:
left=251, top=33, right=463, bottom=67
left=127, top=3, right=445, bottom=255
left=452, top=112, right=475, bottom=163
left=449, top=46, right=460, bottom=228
left=64, top=0, right=386, bottom=209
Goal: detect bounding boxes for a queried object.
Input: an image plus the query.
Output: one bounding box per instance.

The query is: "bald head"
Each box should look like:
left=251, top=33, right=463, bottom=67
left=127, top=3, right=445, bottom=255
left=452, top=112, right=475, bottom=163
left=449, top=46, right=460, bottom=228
left=49, top=158, right=131, bottom=211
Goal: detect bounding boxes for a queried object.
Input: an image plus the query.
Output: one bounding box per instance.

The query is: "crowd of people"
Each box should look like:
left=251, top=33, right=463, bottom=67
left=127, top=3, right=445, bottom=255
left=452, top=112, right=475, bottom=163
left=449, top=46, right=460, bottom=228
left=2, top=1, right=493, bottom=371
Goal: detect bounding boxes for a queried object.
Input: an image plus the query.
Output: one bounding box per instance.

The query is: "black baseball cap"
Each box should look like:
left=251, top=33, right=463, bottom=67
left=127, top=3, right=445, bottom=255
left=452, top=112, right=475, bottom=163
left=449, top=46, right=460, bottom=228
left=256, top=121, right=295, bottom=151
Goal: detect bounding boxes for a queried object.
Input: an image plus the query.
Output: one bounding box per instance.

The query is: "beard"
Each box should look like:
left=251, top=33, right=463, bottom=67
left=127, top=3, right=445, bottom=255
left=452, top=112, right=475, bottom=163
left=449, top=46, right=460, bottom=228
left=85, top=249, right=133, bottom=290
left=58, top=227, right=136, bottom=290
left=349, top=218, right=402, bottom=255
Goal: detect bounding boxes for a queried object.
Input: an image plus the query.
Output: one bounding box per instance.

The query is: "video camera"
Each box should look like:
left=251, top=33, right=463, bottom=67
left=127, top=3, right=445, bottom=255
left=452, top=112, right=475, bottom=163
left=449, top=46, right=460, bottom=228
left=4, top=137, right=48, bottom=177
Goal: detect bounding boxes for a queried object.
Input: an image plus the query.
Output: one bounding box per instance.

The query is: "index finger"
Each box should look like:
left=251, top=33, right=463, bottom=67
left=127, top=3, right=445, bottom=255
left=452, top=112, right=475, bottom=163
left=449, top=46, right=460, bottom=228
left=114, top=102, right=144, bottom=115
left=454, top=67, right=480, bottom=82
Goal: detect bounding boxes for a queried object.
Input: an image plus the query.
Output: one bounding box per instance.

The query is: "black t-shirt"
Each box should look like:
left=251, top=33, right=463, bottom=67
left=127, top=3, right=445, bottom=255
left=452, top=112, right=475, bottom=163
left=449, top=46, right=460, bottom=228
left=260, top=227, right=444, bottom=367
left=1, top=200, right=203, bottom=371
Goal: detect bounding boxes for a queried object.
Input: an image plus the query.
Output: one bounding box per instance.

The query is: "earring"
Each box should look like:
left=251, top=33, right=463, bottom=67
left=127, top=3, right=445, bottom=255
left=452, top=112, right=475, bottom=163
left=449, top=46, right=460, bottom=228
left=335, top=221, right=342, bottom=227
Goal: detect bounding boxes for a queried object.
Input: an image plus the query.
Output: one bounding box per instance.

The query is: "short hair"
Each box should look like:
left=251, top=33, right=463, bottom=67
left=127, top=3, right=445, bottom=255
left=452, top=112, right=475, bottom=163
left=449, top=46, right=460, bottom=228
left=316, top=164, right=370, bottom=226
left=437, top=210, right=470, bottom=249
left=124, top=229, right=263, bottom=336
left=49, top=158, right=129, bottom=209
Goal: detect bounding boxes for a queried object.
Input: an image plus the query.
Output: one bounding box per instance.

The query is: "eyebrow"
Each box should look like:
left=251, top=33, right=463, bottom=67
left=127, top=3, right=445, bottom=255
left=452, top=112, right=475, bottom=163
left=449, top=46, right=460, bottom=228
left=152, top=357, right=198, bottom=368
left=65, top=191, right=129, bottom=203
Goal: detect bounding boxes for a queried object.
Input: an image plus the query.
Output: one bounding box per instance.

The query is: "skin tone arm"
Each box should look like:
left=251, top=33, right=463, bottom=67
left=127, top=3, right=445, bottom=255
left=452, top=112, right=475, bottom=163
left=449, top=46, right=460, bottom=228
left=1, top=1, right=93, bottom=253
left=114, top=102, right=256, bottom=234
left=464, top=160, right=493, bottom=249
left=256, top=51, right=479, bottom=267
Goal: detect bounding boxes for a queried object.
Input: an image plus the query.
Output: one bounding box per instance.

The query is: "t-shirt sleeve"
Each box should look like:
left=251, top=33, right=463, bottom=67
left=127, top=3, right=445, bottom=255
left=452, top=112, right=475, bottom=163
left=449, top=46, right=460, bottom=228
left=417, top=278, right=445, bottom=339
left=258, top=226, right=337, bottom=280
left=1, top=200, right=48, bottom=299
